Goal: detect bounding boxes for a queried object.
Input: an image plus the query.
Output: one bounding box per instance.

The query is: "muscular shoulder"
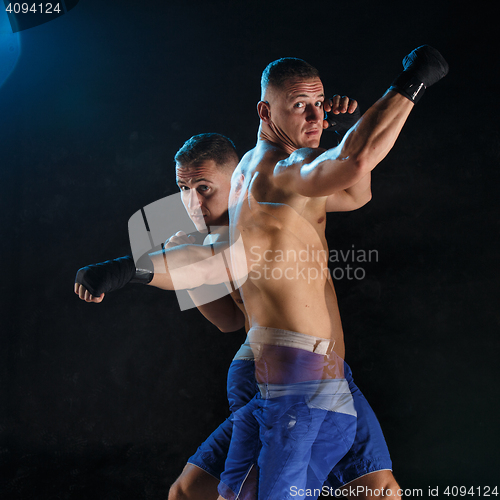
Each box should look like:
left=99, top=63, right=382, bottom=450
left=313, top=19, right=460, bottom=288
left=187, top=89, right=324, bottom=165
left=274, top=147, right=325, bottom=176
left=252, top=142, right=290, bottom=173
left=236, top=143, right=289, bottom=187
left=272, top=148, right=326, bottom=194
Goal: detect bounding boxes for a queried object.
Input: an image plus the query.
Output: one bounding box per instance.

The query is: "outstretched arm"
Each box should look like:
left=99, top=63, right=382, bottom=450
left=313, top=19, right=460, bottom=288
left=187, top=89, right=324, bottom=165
left=75, top=240, right=232, bottom=301
left=74, top=232, right=246, bottom=331
left=148, top=238, right=237, bottom=290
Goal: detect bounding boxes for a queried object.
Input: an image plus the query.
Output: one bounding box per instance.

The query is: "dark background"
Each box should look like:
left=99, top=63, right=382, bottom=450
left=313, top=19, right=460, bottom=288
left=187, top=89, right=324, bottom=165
left=1, top=0, right=498, bottom=498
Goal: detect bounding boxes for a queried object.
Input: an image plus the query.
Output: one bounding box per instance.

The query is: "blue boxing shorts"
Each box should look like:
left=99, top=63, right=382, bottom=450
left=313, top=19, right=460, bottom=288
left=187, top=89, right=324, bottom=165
left=218, top=327, right=357, bottom=500
left=186, top=359, right=258, bottom=479
left=187, top=330, right=392, bottom=492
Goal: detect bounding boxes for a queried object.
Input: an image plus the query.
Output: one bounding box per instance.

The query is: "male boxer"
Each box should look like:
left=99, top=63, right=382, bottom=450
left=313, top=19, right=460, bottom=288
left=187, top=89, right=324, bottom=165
left=75, top=129, right=399, bottom=500
left=76, top=45, right=448, bottom=500
left=74, top=133, right=241, bottom=306
left=208, top=46, right=448, bottom=500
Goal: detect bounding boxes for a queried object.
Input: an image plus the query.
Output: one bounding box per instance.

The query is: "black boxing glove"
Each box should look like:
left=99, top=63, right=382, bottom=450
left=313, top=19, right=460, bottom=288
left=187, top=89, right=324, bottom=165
left=389, top=45, right=449, bottom=104
left=324, top=105, right=361, bottom=141
left=75, top=254, right=153, bottom=297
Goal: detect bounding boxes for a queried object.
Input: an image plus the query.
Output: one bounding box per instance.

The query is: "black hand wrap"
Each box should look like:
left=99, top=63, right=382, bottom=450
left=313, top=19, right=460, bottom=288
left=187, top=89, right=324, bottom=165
left=75, top=255, right=153, bottom=297
left=324, top=106, right=361, bottom=141
left=389, top=45, right=449, bottom=104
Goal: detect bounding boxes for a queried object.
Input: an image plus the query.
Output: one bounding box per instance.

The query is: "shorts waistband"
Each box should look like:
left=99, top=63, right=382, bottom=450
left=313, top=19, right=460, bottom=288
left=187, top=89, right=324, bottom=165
left=257, top=380, right=356, bottom=415
left=233, top=326, right=334, bottom=361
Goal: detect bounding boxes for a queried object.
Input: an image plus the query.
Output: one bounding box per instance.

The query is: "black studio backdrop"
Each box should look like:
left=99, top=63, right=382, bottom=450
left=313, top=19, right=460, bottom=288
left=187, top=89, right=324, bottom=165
left=0, top=0, right=499, bottom=498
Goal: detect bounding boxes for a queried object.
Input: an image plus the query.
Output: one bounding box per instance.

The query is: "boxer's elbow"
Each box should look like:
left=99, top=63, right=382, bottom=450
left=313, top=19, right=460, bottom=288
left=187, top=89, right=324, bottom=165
left=220, top=309, right=246, bottom=332
left=217, top=318, right=245, bottom=333
left=349, top=151, right=375, bottom=179
left=355, top=188, right=372, bottom=209
left=365, top=189, right=373, bottom=204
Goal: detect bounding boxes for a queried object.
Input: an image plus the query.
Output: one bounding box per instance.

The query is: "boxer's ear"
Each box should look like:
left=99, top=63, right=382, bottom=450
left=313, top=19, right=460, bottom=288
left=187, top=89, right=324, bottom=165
left=257, top=101, right=271, bottom=123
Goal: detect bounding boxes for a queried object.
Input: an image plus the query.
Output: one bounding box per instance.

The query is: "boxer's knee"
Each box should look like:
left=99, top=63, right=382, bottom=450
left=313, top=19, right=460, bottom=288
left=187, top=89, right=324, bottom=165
left=168, top=479, right=187, bottom=500
left=168, top=464, right=220, bottom=500
left=374, top=475, right=401, bottom=499
left=340, top=470, right=401, bottom=499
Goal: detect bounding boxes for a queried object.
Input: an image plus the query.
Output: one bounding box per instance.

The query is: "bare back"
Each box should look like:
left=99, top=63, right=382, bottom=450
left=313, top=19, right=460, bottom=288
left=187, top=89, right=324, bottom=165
left=229, top=140, right=345, bottom=356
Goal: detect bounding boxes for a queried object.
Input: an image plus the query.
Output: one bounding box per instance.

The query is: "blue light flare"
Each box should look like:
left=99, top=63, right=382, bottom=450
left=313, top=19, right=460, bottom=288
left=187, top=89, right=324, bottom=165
left=0, top=6, right=20, bottom=89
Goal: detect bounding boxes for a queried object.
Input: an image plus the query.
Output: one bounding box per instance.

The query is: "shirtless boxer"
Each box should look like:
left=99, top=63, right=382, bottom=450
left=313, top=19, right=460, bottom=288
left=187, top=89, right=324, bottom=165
left=75, top=44, right=448, bottom=500
left=75, top=131, right=397, bottom=499
left=168, top=130, right=400, bottom=500
left=209, top=46, right=448, bottom=500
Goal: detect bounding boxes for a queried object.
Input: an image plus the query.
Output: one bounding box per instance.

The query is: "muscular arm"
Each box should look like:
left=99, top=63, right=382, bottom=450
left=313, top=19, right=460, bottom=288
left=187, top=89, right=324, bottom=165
left=325, top=171, right=372, bottom=212
left=323, top=95, right=373, bottom=212
left=276, top=91, right=413, bottom=198
left=279, top=45, right=448, bottom=203
left=147, top=241, right=232, bottom=290
left=152, top=252, right=246, bottom=331
left=75, top=241, right=233, bottom=304
left=75, top=244, right=246, bottom=331
left=156, top=230, right=246, bottom=331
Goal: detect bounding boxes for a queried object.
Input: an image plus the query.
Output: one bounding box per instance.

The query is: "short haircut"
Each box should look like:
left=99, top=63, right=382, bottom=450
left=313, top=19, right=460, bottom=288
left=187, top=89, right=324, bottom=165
left=174, top=133, right=238, bottom=170
left=261, top=58, right=321, bottom=99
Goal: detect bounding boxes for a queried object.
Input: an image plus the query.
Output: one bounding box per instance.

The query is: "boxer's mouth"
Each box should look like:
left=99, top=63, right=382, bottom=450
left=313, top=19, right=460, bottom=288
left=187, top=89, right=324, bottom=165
left=305, top=128, right=320, bottom=136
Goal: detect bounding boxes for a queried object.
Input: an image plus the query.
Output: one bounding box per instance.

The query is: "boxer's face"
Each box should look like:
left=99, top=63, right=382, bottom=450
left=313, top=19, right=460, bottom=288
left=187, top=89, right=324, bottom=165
left=176, top=160, right=232, bottom=231
left=266, top=77, right=325, bottom=149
